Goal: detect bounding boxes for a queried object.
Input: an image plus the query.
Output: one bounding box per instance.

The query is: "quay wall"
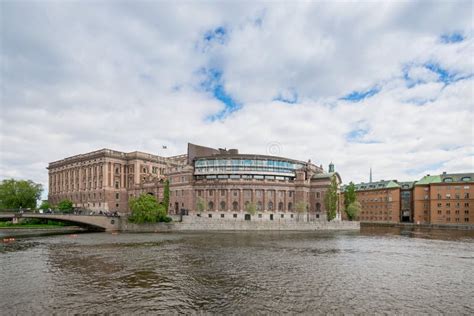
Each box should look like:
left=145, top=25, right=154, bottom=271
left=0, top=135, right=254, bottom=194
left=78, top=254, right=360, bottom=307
left=119, top=216, right=360, bottom=232
left=361, top=221, right=474, bottom=231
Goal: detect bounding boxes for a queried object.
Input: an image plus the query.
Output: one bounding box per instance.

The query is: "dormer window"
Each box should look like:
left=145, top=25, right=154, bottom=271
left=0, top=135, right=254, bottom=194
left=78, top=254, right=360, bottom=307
left=461, top=177, right=471, bottom=182
left=443, top=178, right=453, bottom=183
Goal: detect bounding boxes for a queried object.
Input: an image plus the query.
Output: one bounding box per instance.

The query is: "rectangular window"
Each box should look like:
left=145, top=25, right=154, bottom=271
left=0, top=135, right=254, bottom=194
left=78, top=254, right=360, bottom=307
left=233, top=214, right=237, bottom=218
left=221, top=214, right=224, bottom=218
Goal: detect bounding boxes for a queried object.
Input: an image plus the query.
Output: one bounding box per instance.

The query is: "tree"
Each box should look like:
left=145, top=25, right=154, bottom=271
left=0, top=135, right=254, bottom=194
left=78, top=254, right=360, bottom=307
left=196, top=197, right=205, bottom=213
left=57, top=199, right=73, bottom=213
left=346, top=201, right=361, bottom=221
left=129, top=193, right=169, bottom=224
left=324, top=175, right=338, bottom=221
left=344, top=182, right=357, bottom=209
left=245, top=201, right=257, bottom=215
left=0, top=179, right=43, bottom=209
left=162, top=179, right=170, bottom=213
left=39, top=201, right=51, bottom=211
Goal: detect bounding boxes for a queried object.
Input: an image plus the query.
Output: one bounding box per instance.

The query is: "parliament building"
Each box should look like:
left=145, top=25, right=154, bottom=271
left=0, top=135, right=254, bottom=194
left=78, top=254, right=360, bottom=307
left=48, top=143, right=341, bottom=220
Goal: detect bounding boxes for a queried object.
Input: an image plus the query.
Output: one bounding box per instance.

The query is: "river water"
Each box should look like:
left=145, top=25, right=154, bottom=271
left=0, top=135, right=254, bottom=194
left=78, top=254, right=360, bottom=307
left=1, top=228, right=473, bottom=314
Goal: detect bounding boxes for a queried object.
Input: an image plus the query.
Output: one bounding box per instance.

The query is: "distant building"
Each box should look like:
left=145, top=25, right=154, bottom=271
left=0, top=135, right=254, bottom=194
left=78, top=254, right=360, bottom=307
left=48, top=143, right=342, bottom=221
left=341, top=172, right=473, bottom=225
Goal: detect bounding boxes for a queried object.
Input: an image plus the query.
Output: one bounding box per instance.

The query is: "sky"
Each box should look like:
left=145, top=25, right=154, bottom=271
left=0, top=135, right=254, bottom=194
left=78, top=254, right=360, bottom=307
left=1, top=1, right=473, bottom=198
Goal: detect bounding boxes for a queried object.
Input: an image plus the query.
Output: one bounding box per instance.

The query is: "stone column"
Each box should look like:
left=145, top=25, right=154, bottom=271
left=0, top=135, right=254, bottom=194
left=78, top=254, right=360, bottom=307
left=227, top=189, right=231, bottom=212
left=284, top=190, right=288, bottom=212
left=262, top=189, right=266, bottom=212
left=214, top=189, right=218, bottom=212
left=239, top=189, right=244, bottom=212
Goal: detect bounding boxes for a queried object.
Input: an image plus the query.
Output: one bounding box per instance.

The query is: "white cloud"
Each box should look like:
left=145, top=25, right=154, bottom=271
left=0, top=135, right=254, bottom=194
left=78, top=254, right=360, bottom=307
left=0, top=1, right=473, bottom=199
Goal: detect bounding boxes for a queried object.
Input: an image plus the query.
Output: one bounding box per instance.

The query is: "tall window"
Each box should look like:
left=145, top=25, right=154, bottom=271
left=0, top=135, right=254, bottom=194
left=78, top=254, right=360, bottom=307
left=208, top=201, right=214, bottom=212
left=220, top=201, right=226, bottom=211
left=232, top=201, right=239, bottom=211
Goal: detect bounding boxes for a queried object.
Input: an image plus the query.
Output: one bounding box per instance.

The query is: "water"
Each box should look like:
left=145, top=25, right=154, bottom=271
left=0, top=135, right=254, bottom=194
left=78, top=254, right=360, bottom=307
left=1, top=228, right=473, bottom=314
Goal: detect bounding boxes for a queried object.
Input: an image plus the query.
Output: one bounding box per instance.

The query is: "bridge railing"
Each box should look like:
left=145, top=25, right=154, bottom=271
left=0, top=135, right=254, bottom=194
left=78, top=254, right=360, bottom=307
left=0, top=209, right=120, bottom=217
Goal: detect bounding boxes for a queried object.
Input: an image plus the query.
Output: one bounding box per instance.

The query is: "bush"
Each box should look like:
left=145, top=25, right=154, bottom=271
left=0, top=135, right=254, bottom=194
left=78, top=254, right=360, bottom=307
left=128, top=194, right=169, bottom=224
left=57, top=199, right=73, bottom=213
left=345, top=201, right=361, bottom=221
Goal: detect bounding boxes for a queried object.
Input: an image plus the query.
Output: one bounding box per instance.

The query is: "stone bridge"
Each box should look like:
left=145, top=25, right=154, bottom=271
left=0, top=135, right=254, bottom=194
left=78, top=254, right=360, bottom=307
left=0, top=213, right=121, bottom=231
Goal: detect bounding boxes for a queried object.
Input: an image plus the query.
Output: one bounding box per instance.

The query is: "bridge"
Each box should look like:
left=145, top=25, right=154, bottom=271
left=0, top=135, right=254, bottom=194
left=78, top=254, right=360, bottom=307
left=0, top=212, right=121, bottom=232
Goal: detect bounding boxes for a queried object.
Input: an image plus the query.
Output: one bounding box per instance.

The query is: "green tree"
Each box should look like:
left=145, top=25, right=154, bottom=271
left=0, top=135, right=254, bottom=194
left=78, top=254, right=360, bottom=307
left=57, top=199, right=74, bottom=213
left=39, top=201, right=51, bottom=211
left=129, top=193, right=169, bottom=224
left=324, top=175, right=338, bottom=221
left=245, top=201, right=257, bottom=215
left=196, top=197, right=205, bottom=213
left=162, top=179, right=170, bottom=213
left=0, top=179, right=43, bottom=209
left=344, top=182, right=357, bottom=209
left=346, top=201, right=361, bottom=221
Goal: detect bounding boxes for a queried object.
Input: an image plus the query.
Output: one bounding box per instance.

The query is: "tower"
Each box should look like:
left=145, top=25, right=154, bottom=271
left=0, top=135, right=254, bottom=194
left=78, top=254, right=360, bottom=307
left=370, top=167, right=372, bottom=183
left=329, top=162, right=334, bottom=173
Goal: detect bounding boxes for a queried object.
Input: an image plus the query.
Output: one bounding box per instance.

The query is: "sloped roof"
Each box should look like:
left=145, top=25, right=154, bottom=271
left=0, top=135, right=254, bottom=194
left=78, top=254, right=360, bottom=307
left=415, top=173, right=473, bottom=185
left=341, top=180, right=400, bottom=192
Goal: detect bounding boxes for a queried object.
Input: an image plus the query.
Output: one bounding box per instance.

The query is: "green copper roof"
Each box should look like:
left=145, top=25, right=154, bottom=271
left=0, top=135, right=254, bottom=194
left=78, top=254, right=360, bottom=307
left=415, top=172, right=473, bottom=185
left=415, top=175, right=441, bottom=185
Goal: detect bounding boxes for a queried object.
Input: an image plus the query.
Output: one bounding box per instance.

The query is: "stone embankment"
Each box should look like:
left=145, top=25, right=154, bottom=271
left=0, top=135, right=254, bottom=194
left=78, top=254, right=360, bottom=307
left=361, top=221, right=474, bottom=231
left=120, top=216, right=360, bottom=232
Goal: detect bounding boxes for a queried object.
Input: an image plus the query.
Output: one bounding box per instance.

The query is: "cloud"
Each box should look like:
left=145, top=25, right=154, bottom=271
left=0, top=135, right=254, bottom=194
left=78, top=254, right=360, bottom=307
left=0, top=1, right=473, bottom=200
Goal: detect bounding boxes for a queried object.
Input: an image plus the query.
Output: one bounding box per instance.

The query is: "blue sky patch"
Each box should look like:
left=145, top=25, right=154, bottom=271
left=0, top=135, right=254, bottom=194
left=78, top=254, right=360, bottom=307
left=199, top=67, right=241, bottom=121
left=440, top=32, right=464, bottom=44
left=345, top=128, right=371, bottom=143
left=204, top=26, right=227, bottom=44
left=342, top=86, right=380, bottom=102
left=424, top=62, right=457, bottom=84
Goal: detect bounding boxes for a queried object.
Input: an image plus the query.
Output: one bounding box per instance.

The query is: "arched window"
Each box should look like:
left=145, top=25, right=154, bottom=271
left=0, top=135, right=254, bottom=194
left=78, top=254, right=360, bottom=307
left=208, top=201, right=214, bottom=211
left=174, top=202, right=179, bottom=214
left=233, top=201, right=239, bottom=211
left=316, top=202, right=321, bottom=212
left=268, top=201, right=273, bottom=211
left=288, top=202, right=293, bottom=212
left=220, top=201, right=226, bottom=211
left=257, top=201, right=263, bottom=211
left=278, top=202, right=283, bottom=211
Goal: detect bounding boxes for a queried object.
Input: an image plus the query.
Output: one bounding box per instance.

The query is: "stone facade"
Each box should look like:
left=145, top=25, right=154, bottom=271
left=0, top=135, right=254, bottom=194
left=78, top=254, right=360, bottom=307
left=48, top=144, right=342, bottom=220
left=48, top=149, right=185, bottom=213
